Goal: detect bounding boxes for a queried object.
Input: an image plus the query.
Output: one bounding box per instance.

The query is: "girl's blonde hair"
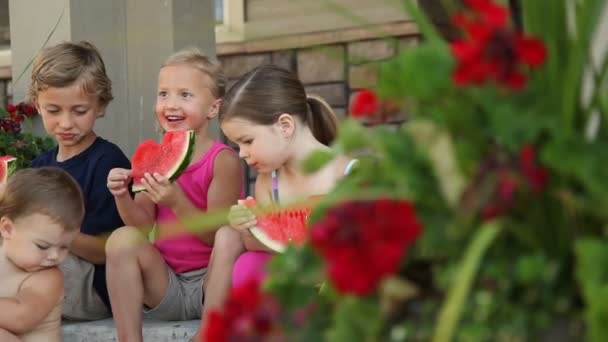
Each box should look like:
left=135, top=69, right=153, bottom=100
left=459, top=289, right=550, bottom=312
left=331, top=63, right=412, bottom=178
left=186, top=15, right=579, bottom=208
left=29, top=41, right=113, bottom=112
left=219, top=64, right=337, bottom=145
left=0, top=167, right=84, bottom=232
left=162, top=47, right=226, bottom=98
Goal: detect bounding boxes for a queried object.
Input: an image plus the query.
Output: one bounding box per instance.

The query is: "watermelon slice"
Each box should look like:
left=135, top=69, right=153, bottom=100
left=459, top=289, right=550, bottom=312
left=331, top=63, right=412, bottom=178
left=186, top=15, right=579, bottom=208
left=245, top=197, right=310, bottom=253
left=131, top=130, right=195, bottom=192
left=0, top=155, right=17, bottom=184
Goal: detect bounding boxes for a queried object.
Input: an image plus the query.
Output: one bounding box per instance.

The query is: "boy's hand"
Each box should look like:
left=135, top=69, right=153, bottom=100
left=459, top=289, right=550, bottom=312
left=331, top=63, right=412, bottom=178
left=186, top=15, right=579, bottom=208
left=107, top=168, right=132, bottom=197
left=140, top=172, right=180, bottom=207
left=228, top=196, right=258, bottom=235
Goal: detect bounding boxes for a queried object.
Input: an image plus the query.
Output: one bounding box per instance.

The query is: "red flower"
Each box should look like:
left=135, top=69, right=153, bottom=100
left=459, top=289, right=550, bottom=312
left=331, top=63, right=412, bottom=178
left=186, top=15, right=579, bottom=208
left=478, top=145, right=550, bottom=221
left=481, top=204, right=499, bottom=221
left=450, top=0, right=547, bottom=90
left=481, top=172, right=519, bottom=221
left=311, top=199, right=422, bottom=295
left=497, top=172, right=518, bottom=203
left=6, top=104, right=17, bottom=113
left=0, top=118, right=21, bottom=134
left=350, top=89, right=379, bottom=118
left=17, top=102, right=37, bottom=116
left=9, top=113, right=24, bottom=123
left=203, top=280, right=285, bottom=342
left=516, top=34, right=547, bottom=67
left=204, top=311, right=227, bottom=342
left=519, top=145, right=549, bottom=192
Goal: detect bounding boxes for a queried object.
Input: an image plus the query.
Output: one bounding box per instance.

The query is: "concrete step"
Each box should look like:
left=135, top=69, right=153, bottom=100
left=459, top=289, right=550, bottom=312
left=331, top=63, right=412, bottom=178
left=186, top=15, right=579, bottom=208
left=61, top=318, right=200, bottom=342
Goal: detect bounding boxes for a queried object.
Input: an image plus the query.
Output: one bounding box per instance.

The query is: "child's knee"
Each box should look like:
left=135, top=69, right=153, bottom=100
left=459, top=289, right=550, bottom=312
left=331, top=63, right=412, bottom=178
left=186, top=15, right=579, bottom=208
left=105, top=226, right=147, bottom=256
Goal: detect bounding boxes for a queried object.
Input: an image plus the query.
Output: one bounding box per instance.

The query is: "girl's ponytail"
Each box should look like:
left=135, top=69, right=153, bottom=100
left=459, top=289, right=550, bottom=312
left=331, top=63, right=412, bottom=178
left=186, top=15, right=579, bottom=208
left=306, top=94, right=337, bottom=146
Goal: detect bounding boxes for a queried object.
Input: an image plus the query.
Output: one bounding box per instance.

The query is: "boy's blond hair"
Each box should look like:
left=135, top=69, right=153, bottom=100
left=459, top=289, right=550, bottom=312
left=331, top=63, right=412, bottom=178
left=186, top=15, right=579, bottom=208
left=29, top=41, right=113, bottom=114
left=0, top=167, right=84, bottom=232
left=162, top=47, right=226, bottom=98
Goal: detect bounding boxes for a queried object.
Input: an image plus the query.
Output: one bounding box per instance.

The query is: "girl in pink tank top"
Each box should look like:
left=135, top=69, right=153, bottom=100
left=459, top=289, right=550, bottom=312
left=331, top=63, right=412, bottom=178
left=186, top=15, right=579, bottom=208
left=154, top=141, right=236, bottom=273
left=105, top=48, right=244, bottom=341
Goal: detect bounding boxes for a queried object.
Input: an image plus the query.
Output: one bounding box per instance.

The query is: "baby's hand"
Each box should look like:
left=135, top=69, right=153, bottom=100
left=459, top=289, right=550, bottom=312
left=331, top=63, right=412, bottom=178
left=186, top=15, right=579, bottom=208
left=107, top=168, right=132, bottom=197
left=228, top=196, right=258, bottom=235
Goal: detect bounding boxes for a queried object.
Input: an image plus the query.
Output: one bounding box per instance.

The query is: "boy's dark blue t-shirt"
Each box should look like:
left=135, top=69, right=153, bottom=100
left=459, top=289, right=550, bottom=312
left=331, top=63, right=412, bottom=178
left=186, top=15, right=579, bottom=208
left=30, top=137, right=130, bottom=308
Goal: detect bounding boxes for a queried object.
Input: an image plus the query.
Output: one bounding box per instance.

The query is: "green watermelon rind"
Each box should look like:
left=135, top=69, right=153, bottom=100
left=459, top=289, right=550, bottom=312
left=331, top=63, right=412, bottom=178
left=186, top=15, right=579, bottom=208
left=1, top=156, right=17, bottom=184
left=132, top=130, right=196, bottom=193
left=250, top=226, right=287, bottom=253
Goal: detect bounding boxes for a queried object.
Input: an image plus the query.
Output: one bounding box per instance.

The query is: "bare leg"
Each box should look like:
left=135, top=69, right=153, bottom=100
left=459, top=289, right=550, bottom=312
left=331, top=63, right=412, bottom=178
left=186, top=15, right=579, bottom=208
left=192, top=226, right=244, bottom=341
left=105, top=226, right=170, bottom=342
left=0, top=328, right=20, bottom=342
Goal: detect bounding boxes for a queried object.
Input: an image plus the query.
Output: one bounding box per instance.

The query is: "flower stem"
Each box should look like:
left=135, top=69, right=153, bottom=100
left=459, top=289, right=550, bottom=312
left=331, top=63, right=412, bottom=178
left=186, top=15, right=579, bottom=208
left=432, top=221, right=503, bottom=342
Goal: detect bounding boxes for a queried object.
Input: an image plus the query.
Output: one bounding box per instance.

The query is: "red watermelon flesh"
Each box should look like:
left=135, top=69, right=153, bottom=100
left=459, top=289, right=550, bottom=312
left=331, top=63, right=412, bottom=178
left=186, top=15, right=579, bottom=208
left=131, top=130, right=195, bottom=192
left=246, top=198, right=310, bottom=253
left=0, top=155, right=17, bottom=184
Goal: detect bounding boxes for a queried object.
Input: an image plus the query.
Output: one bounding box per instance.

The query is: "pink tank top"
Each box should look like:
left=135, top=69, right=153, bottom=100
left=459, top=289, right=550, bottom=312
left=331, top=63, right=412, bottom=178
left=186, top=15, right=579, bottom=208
left=154, top=141, right=236, bottom=273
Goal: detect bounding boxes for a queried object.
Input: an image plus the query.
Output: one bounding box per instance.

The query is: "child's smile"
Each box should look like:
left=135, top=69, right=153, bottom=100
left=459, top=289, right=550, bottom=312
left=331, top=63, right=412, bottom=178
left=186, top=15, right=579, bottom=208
left=156, top=64, right=217, bottom=134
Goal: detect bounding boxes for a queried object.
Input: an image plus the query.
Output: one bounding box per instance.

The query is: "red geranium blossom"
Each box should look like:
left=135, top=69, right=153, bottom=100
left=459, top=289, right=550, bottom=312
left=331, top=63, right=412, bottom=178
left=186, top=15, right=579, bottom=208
left=350, top=89, right=379, bottom=118
left=1, top=102, right=39, bottom=135
left=311, top=199, right=422, bottom=296
left=479, top=144, right=550, bottom=221
left=18, top=102, right=37, bottom=116
left=350, top=89, right=403, bottom=123
left=451, top=0, right=547, bottom=90
left=481, top=171, right=519, bottom=221
left=519, top=144, right=549, bottom=192
left=203, top=280, right=285, bottom=342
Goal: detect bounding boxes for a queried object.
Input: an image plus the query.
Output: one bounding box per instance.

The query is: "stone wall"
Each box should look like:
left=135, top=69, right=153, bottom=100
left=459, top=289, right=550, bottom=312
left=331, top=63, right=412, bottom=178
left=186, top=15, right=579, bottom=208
left=217, top=34, right=420, bottom=194
left=219, top=34, right=419, bottom=119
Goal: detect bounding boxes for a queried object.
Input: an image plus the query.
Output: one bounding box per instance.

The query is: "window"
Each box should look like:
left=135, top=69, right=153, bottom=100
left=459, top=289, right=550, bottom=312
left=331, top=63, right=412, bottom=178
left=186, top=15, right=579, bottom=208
left=215, top=0, right=245, bottom=43
left=215, top=0, right=224, bottom=24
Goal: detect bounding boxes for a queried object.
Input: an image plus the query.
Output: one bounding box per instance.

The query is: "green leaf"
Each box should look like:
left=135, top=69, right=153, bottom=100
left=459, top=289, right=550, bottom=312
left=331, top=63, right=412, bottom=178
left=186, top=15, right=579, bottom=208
left=432, top=221, right=503, bottom=342
left=336, top=119, right=370, bottom=153
left=404, top=119, right=466, bottom=209
left=599, top=83, right=608, bottom=124
left=514, top=254, right=552, bottom=285
left=575, top=238, right=608, bottom=342
left=377, top=42, right=453, bottom=101
left=327, top=296, right=383, bottom=342
left=543, top=139, right=608, bottom=212
left=265, top=246, right=324, bottom=311
left=401, top=0, right=443, bottom=44
left=301, top=149, right=336, bottom=174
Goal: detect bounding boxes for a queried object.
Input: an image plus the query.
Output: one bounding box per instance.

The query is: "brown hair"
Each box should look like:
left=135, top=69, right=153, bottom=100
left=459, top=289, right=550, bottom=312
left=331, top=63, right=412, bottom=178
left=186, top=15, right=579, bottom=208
left=29, top=41, right=113, bottom=112
left=162, top=47, right=226, bottom=98
left=219, top=64, right=337, bottom=145
left=0, top=167, right=84, bottom=232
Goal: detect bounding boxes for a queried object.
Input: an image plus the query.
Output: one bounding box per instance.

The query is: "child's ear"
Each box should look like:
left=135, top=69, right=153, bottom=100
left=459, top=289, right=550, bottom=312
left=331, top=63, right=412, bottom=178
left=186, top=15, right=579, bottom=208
left=276, top=113, right=295, bottom=137
left=96, top=104, right=107, bottom=118
left=208, top=99, right=222, bottom=119
left=0, top=217, right=15, bottom=240
left=33, top=99, right=41, bottom=114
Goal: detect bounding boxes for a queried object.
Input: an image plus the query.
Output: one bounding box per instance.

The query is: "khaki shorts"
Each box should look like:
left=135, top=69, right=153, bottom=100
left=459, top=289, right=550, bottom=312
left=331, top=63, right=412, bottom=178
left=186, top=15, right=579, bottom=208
left=61, top=254, right=111, bottom=321
left=144, top=266, right=206, bottom=321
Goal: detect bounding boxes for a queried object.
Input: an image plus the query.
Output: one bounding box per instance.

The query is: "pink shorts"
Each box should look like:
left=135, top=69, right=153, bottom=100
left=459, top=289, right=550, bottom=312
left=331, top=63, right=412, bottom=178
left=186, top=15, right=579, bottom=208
left=232, top=251, right=273, bottom=287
